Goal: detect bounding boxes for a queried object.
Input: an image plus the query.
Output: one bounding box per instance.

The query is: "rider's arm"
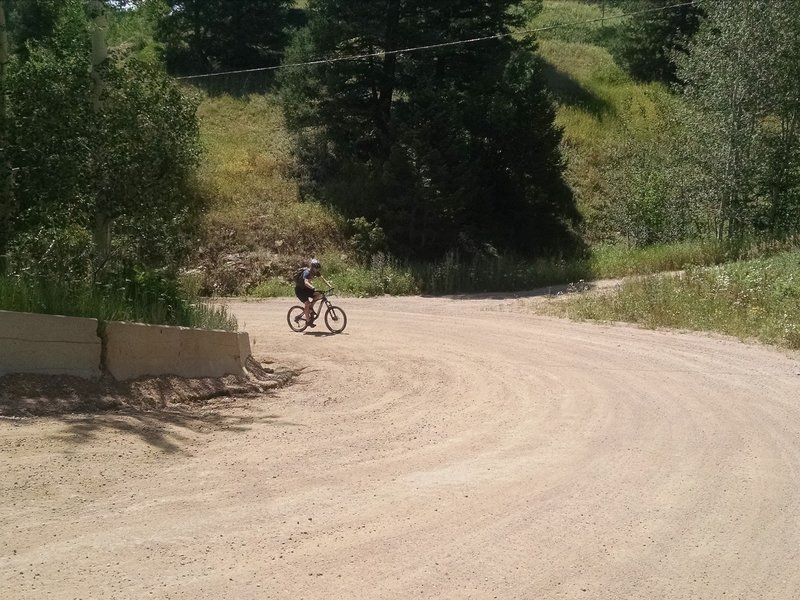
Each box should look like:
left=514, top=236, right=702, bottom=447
left=304, top=277, right=315, bottom=290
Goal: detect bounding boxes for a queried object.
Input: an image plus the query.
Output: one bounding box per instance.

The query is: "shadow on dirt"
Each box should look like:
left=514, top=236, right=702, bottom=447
left=0, top=359, right=301, bottom=453
left=434, top=280, right=601, bottom=301
left=52, top=408, right=302, bottom=455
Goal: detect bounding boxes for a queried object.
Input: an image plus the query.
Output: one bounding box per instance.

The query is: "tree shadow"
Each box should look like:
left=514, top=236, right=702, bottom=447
left=437, top=280, right=606, bottom=301
left=51, top=408, right=302, bottom=455
left=0, top=362, right=302, bottom=454
left=541, top=61, right=611, bottom=117
left=179, top=71, right=278, bottom=98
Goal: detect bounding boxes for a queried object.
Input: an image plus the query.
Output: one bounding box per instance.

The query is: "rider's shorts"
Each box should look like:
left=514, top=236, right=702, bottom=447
left=295, top=287, right=315, bottom=303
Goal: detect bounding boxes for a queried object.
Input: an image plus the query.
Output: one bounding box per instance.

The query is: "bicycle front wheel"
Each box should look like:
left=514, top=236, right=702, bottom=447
left=324, top=305, right=348, bottom=334
left=287, top=306, right=308, bottom=332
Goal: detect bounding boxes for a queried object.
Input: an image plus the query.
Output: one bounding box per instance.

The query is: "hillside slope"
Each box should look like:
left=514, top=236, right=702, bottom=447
left=192, top=1, right=680, bottom=291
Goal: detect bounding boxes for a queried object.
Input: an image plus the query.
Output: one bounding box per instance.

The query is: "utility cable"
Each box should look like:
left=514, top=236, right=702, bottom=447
left=176, top=0, right=700, bottom=81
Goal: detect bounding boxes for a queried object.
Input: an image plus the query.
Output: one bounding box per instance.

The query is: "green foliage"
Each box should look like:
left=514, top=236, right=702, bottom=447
left=545, top=250, right=800, bottom=349
left=347, top=217, right=387, bottom=263
left=192, top=93, right=344, bottom=295
left=418, top=239, right=735, bottom=294
left=281, top=0, right=581, bottom=260
left=588, top=239, right=729, bottom=277
left=248, top=252, right=419, bottom=298
left=5, top=0, right=66, bottom=57
left=156, top=0, right=292, bottom=76
left=531, top=0, right=625, bottom=47
left=0, top=272, right=238, bottom=330
left=246, top=238, right=780, bottom=297
left=0, top=0, right=216, bottom=328
left=419, top=251, right=590, bottom=295
left=249, top=277, right=292, bottom=298
left=601, top=100, right=711, bottom=246
left=328, top=253, right=420, bottom=297
left=675, top=0, right=800, bottom=240
left=613, top=0, right=703, bottom=83
left=107, top=0, right=165, bottom=64
left=7, top=222, right=94, bottom=282
left=4, top=0, right=202, bottom=278
left=536, top=36, right=687, bottom=244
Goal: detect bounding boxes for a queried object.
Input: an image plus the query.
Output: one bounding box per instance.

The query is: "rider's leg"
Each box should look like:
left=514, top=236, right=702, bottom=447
left=307, top=292, right=322, bottom=322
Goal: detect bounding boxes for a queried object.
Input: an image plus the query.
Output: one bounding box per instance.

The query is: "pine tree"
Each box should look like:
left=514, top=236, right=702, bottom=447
left=616, top=0, right=703, bottom=84
left=281, top=0, right=580, bottom=259
left=157, top=0, right=292, bottom=75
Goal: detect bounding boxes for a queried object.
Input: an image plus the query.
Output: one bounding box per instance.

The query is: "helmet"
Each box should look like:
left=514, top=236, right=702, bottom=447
left=310, top=258, right=321, bottom=270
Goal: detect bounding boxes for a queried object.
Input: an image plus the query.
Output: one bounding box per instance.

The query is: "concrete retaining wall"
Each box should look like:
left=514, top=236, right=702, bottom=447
left=0, top=310, right=102, bottom=378
left=1, top=311, right=251, bottom=381
left=104, top=322, right=251, bottom=381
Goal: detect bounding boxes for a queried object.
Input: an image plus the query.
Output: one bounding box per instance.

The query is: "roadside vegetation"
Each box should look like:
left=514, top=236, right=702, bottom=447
left=543, top=250, right=800, bottom=350
left=248, top=238, right=779, bottom=298
left=1, top=0, right=799, bottom=347
left=0, top=274, right=236, bottom=330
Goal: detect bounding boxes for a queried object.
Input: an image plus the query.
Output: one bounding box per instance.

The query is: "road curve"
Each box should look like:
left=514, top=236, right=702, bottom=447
left=2, top=295, right=799, bottom=599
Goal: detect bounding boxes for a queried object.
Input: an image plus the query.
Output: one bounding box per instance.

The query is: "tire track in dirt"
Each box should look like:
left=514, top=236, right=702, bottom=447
left=1, top=296, right=799, bottom=599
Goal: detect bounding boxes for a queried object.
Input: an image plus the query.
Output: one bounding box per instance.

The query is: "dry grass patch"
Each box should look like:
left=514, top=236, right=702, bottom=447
left=192, top=93, right=344, bottom=294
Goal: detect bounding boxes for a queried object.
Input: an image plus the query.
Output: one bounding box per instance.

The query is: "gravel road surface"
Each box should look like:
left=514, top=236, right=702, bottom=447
left=2, top=295, right=799, bottom=599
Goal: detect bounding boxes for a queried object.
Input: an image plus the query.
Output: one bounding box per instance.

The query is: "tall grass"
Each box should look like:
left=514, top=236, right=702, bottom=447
left=543, top=251, right=800, bottom=350
left=531, top=0, right=626, bottom=46
left=416, top=239, right=763, bottom=295
left=0, top=277, right=237, bottom=331
left=246, top=239, right=780, bottom=298
left=538, top=37, right=678, bottom=237
left=249, top=240, right=776, bottom=298
left=417, top=252, right=590, bottom=295
left=529, top=0, right=684, bottom=244
left=249, top=253, right=420, bottom=298
left=589, top=240, right=728, bottom=278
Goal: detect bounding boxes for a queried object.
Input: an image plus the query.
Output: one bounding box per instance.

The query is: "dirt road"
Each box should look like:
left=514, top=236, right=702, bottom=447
left=2, top=295, right=800, bottom=599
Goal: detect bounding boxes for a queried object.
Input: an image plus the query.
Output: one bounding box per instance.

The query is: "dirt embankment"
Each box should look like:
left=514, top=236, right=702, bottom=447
left=2, top=295, right=799, bottom=599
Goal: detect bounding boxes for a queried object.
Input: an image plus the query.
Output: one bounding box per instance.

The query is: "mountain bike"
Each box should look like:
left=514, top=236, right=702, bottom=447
left=287, top=288, right=348, bottom=334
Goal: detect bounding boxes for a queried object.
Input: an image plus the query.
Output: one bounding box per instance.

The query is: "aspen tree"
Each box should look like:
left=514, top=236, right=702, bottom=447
left=87, top=0, right=112, bottom=269
left=0, top=1, right=11, bottom=274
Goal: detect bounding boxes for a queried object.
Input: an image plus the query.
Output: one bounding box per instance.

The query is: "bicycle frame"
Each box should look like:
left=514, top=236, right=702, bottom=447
left=288, top=287, right=348, bottom=334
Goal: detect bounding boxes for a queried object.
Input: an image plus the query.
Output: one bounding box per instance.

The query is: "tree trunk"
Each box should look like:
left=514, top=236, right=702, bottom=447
left=0, top=0, right=12, bottom=274
left=376, top=0, right=401, bottom=157
left=87, top=0, right=113, bottom=272
left=88, top=0, right=108, bottom=111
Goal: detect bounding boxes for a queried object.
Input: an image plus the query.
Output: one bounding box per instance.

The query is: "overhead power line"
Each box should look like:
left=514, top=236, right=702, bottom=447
left=176, top=0, right=700, bottom=81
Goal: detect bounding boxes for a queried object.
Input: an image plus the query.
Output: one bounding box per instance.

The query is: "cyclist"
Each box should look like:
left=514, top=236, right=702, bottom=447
left=295, top=258, right=324, bottom=327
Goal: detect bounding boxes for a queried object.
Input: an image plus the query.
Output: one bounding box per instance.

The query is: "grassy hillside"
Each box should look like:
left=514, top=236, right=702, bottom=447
left=192, top=94, right=343, bottom=294
left=189, top=1, right=704, bottom=294
left=532, top=1, right=679, bottom=242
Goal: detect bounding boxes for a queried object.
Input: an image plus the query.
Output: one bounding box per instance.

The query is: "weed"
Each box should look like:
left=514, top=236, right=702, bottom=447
left=0, top=276, right=237, bottom=331
left=544, top=250, right=800, bottom=349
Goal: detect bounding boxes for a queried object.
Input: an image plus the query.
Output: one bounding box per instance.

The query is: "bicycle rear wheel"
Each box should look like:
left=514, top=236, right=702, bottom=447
left=287, top=306, right=308, bottom=332
left=324, top=305, right=347, bottom=334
